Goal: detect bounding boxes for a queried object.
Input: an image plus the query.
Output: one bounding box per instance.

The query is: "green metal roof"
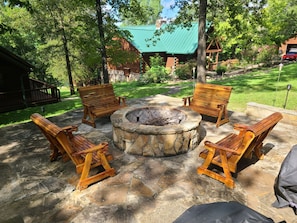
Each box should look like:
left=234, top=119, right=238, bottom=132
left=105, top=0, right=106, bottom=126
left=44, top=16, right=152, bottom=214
left=121, top=22, right=211, bottom=55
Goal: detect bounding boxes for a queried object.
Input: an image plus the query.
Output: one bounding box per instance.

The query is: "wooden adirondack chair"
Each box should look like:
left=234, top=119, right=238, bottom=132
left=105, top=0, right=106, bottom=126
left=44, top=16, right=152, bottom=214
left=197, top=112, right=283, bottom=188
left=31, top=113, right=116, bottom=190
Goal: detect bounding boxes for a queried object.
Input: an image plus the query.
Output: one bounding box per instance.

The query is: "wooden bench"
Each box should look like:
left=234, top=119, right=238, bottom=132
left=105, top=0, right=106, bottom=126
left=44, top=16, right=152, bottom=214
left=30, top=113, right=116, bottom=190
left=183, top=83, right=232, bottom=127
left=78, top=84, right=126, bottom=128
left=197, top=112, right=283, bottom=188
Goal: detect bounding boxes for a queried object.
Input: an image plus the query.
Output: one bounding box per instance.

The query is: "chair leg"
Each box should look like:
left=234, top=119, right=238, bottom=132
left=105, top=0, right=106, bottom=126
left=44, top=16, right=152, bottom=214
left=49, top=144, right=60, bottom=162
left=216, top=108, right=229, bottom=127
left=254, top=143, right=264, bottom=160
left=82, top=108, right=96, bottom=128
left=220, top=150, right=235, bottom=188
left=76, top=152, right=116, bottom=191
left=77, top=153, right=92, bottom=190
left=197, top=150, right=235, bottom=189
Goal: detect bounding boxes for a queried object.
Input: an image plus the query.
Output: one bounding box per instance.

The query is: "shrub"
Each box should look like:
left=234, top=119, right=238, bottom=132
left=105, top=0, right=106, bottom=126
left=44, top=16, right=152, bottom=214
left=216, top=65, right=227, bottom=75
left=175, top=59, right=197, bottom=80
left=138, top=54, right=169, bottom=84
left=175, top=64, right=193, bottom=80
left=256, top=45, right=278, bottom=66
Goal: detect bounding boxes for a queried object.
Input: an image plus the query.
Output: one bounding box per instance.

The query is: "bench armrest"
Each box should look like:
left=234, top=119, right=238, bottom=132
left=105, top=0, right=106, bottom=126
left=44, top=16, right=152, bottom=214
left=217, top=103, right=226, bottom=109
left=205, top=141, right=241, bottom=155
left=73, top=142, right=109, bottom=156
left=82, top=102, right=97, bottom=113
left=83, top=102, right=95, bottom=108
left=233, top=123, right=249, bottom=132
left=117, top=96, right=126, bottom=105
left=61, top=125, right=78, bottom=132
left=182, top=96, right=192, bottom=106
left=61, top=125, right=78, bottom=139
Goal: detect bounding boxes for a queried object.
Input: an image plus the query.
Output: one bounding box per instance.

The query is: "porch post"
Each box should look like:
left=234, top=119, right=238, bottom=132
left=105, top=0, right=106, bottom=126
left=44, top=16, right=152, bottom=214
left=20, top=74, right=27, bottom=107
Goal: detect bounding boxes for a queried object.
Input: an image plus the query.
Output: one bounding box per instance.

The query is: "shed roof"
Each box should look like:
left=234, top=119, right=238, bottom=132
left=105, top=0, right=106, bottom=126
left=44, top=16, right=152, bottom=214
left=121, top=22, right=211, bottom=55
left=0, top=46, right=33, bottom=72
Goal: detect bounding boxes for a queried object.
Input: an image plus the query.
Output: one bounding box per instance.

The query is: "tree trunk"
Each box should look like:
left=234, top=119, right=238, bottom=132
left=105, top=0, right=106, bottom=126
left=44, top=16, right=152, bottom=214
left=197, top=0, right=207, bottom=83
left=61, top=21, right=75, bottom=95
left=96, top=0, right=109, bottom=84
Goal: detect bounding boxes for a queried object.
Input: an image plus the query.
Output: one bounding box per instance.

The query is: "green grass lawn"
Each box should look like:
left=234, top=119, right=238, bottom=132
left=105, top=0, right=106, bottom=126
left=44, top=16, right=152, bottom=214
left=172, top=63, right=297, bottom=111
left=215, top=64, right=297, bottom=112
left=1, top=62, right=296, bottom=127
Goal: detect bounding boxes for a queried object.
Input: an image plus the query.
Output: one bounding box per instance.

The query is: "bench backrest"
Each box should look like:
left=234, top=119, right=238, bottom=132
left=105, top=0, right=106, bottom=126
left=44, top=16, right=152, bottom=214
left=78, top=84, right=116, bottom=102
left=192, top=83, right=232, bottom=107
left=243, top=112, right=283, bottom=156
left=82, top=94, right=119, bottom=107
left=31, top=113, right=83, bottom=165
left=31, top=113, right=63, bottom=148
left=228, top=112, right=283, bottom=170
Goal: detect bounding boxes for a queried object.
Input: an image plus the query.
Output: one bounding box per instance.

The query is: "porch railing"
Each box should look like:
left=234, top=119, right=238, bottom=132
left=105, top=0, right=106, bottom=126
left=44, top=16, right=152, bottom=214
left=0, top=79, right=60, bottom=113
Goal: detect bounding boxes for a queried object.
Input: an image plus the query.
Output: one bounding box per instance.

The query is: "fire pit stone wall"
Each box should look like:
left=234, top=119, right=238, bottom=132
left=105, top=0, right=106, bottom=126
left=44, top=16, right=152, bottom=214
left=110, top=106, right=202, bottom=157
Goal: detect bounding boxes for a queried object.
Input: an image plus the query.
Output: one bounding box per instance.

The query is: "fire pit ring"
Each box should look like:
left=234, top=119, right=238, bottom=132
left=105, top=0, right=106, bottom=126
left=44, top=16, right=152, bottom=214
left=110, top=106, right=202, bottom=157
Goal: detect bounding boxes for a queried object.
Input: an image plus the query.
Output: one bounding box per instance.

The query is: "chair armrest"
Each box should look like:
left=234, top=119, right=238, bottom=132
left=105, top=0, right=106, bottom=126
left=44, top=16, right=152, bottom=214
left=204, top=141, right=241, bottom=155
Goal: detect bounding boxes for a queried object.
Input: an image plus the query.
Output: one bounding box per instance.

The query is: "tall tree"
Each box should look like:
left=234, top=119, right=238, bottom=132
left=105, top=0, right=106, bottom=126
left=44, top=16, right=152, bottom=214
left=172, top=0, right=269, bottom=81
left=197, top=0, right=207, bottom=83
left=120, top=0, right=162, bottom=25
left=263, top=0, right=297, bottom=47
left=96, top=0, right=109, bottom=84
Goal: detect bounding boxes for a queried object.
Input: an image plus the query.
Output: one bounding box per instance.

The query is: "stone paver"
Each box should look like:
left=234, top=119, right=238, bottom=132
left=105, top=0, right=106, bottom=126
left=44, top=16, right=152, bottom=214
left=0, top=94, right=296, bottom=223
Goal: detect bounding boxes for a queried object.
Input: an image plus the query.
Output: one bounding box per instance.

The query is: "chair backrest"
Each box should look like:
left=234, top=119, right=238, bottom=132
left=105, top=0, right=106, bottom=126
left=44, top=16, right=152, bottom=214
left=31, top=113, right=64, bottom=152
left=228, top=112, right=283, bottom=171
left=244, top=112, right=283, bottom=158
left=30, top=113, right=83, bottom=165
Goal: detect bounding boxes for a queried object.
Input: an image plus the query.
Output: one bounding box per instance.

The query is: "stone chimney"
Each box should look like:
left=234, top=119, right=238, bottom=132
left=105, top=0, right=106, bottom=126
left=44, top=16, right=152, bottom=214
left=155, top=18, right=167, bottom=29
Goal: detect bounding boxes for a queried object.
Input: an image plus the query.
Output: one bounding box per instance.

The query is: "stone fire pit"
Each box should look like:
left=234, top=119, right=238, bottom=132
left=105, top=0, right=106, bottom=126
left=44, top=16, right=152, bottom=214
left=110, top=106, right=202, bottom=157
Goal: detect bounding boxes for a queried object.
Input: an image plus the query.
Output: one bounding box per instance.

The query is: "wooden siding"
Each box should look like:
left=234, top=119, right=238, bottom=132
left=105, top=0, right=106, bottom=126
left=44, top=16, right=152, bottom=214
left=280, top=36, right=297, bottom=54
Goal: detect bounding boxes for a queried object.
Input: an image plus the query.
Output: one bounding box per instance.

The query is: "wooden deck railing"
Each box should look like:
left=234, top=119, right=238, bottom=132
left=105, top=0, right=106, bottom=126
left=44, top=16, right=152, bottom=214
left=0, top=79, right=60, bottom=113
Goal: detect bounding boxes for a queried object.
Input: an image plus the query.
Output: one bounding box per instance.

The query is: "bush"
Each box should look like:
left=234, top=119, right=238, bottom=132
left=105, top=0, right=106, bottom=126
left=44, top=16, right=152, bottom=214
left=138, top=54, right=169, bottom=84
left=216, top=65, right=227, bottom=75
left=175, top=59, right=197, bottom=80
left=256, top=45, right=278, bottom=66
left=175, top=64, right=193, bottom=80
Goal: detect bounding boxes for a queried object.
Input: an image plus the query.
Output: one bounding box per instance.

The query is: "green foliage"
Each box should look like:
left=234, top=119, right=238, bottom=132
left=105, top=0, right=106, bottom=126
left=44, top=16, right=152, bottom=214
left=2, top=63, right=297, bottom=127
left=256, top=45, right=279, bottom=65
left=0, top=0, right=153, bottom=87
left=263, top=0, right=297, bottom=46
left=216, top=64, right=227, bottom=75
left=175, top=60, right=196, bottom=80
left=113, top=81, right=169, bottom=98
left=175, top=65, right=192, bottom=80
left=202, top=0, right=293, bottom=62
left=120, top=0, right=162, bottom=25
left=138, top=54, right=169, bottom=84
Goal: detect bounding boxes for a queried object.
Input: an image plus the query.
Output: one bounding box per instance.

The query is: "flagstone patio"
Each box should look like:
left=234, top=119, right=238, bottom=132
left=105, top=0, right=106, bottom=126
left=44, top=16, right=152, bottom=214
left=0, top=95, right=296, bottom=223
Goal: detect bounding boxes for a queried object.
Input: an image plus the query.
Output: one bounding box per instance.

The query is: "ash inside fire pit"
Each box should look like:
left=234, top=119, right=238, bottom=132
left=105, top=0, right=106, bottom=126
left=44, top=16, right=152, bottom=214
left=126, top=107, right=186, bottom=126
